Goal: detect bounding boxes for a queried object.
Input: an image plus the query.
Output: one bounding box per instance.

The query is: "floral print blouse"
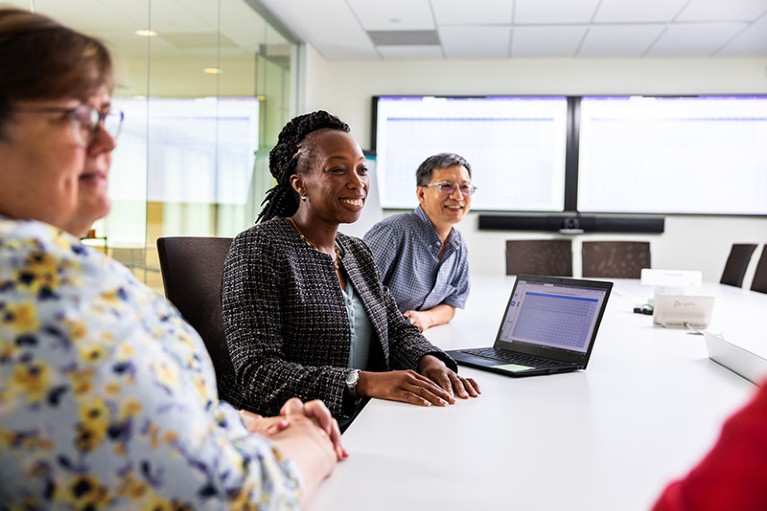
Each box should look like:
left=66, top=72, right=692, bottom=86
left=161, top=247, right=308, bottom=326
left=0, top=218, right=303, bottom=510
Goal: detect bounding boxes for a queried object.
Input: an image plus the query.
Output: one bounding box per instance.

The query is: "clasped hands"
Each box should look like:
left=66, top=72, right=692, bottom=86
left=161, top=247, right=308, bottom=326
left=240, top=398, right=347, bottom=461
left=357, top=354, right=480, bottom=407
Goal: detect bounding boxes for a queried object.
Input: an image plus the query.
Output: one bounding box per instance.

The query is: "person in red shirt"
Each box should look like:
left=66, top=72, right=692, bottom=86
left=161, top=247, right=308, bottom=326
left=653, top=382, right=767, bottom=511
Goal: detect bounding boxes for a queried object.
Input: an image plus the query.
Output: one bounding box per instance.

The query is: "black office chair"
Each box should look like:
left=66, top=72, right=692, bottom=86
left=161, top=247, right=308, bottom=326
left=582, top=241, right=651, bottom=279
left=750, top=246, right=767, bottom=294
left=720, top=243, right=758, bottom=287
left=157, top=236, right=241, bottom=407
left=505, top=239, right=573, bottom=277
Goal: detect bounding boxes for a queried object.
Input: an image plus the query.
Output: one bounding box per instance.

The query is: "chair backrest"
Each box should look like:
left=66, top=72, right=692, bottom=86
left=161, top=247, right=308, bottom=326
left=720, top=243, right=758, bottom=287
left=157, top=236, right=235, bottom=378
left=750, top=246, right=767, bottom=294
left=582, top=241, right=651, bottom=279
left=505, top=239, right=573, bottom=276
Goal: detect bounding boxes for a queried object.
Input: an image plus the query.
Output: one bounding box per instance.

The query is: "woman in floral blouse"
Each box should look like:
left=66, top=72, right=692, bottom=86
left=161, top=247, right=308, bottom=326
left=0, top=7, right=344, bottom=509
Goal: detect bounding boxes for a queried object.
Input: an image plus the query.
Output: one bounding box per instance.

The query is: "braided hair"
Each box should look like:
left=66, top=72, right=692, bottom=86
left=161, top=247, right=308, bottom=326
left=257, top=110, right=350, bottom=223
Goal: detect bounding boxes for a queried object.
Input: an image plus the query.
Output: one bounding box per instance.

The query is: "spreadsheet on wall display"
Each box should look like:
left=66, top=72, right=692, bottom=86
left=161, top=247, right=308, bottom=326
left=577, top=95, right=767, bottom=215
left=372, top=95, right=568, bottom=212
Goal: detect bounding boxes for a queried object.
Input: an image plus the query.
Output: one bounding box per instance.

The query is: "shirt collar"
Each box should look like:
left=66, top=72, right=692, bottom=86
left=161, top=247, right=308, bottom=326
left=413, top=205, right=459, bottom=250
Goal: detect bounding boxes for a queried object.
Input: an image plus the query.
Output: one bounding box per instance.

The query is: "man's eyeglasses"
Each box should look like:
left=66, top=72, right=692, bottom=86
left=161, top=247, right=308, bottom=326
left=422, top=181, right=478, bottom=196
left=14, top=104, right=124, bottom=145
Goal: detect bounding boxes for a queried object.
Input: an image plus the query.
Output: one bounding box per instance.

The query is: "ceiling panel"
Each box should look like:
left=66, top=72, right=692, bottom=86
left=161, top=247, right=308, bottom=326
left=5, top=0, right=766, bottom=63
left=377, top=45, right=444, bottom=59
left=107, top=32, right=187, bottom=59
left=676, top=0, right=767, bottom=22
left=148, top=36, right=197, bottom=58
left=578, top=25, right=665, bottom=57
left=348, top=0, right=435, bottom=31
left=515, top=0, right=601, bottom=24
left=440, top=26, right=511, bottom=58
left=432, top=0, right=513, bottom=25
left=175, top=46, right=250, bottom=61
left=511, top=26, right=586, bottom=58
left=174, top=0, right=221, bottom=27
left=219, top=0, right=271, bottom=49
left=92, top=29, right=152, bottom=58
left=311, top=38, right=378, bottom=60
left=97, top=0, right=150, bottom=21
left=2, top=0, right=30, bottom=9
left=593, top=0, right=689, bottom=23
left=33, top=0, right=143, bottom=31
left=259, top=1, right=356, bottom=43
left=260, top=0, right=376, bottom=58
left=261, top=0, right=767, bottom=59
left=647, top=23, right=748, bottom=56
left=149, top=0, right=216, bottom=33
left=716, top=15, right=767, bottom=56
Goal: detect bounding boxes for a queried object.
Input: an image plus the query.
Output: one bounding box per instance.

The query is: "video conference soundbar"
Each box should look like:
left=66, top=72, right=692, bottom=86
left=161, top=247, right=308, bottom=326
left=477, top=214, right=665, bottom=234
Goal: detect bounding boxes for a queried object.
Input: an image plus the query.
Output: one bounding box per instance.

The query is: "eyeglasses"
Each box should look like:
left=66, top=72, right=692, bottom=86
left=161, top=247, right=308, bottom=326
left=422, top=181, right=478, bottom=196
left=14, top=104, right=124, bottom=145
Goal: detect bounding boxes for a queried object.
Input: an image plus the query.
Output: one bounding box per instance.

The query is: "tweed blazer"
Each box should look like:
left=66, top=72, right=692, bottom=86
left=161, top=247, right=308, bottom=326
left=221, top=217, right=457, bottom=418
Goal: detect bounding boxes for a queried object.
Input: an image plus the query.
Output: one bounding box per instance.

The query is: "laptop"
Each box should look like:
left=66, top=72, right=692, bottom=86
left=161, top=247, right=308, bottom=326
left=652, top=295, right=715, bottom=329
left=705, top=331, right=767, bottom=386
left=446, top=275, right=612, bottom=377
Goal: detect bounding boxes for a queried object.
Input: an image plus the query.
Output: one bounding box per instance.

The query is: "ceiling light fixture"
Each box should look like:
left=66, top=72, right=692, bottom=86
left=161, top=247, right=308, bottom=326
left=203, top=67, right=223, bottom=74
left=135, top=29, right=157, bottom=37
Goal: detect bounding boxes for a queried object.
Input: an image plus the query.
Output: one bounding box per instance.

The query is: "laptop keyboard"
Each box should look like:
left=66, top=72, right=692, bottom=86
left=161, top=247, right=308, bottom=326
left=461, top=347, right=565, bottom=368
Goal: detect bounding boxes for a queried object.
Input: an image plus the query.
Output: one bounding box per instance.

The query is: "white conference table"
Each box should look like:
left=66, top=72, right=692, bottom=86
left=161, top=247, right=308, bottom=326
left=312, top=276, right=765, bottom=511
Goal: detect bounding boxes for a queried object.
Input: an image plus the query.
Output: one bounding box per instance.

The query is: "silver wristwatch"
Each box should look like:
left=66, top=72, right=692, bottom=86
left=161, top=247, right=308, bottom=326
left=345, top=369, right=360, bottom=399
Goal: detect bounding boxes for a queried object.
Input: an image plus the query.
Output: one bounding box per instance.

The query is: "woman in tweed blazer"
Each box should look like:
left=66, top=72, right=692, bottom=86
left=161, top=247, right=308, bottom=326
left=222, top=111, right=480, bottom=424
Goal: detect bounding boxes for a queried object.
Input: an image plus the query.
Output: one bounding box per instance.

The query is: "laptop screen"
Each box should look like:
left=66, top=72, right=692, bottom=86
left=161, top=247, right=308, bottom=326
left=499, top=278, right=609, bottom=353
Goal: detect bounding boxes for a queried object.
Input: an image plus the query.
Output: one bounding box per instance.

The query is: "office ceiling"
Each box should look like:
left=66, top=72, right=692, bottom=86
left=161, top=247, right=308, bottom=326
left=258, top=0, right=767, bottom=59
left=2, top=0, right=285, bottom=60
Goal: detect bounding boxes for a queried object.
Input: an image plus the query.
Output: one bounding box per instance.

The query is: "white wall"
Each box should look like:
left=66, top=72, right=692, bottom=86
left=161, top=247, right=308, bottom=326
left=456, top=212, right=766, bottom=282
left=299, top=53, right=767, bottom=281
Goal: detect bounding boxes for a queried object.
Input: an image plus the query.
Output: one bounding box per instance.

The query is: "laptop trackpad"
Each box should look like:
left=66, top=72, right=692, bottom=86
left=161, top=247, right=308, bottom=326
left=455, top=352, right=535, bottom=373
left=495, top=363, right=535, bottom=372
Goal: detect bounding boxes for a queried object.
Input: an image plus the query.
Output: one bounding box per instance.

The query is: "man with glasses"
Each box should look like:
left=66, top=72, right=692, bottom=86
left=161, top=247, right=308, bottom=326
left=364, top=153, right=475, bottom=332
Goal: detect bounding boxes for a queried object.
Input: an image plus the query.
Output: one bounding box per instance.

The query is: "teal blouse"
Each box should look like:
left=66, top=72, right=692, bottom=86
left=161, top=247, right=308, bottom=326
left=341, top=279, right=373, bottom=370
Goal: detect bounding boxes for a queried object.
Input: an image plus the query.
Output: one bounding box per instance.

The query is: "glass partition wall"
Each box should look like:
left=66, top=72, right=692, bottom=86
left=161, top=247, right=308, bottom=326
left=9, top=0, right=295, bottom=292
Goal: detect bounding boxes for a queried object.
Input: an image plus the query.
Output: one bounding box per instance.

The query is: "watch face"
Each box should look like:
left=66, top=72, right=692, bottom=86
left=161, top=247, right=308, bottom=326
left=346, top=370, right=359, bottom=385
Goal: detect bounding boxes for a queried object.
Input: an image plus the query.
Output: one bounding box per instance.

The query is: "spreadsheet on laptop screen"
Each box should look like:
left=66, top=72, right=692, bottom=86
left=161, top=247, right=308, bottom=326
left=499, top=281, right=607, bottom=352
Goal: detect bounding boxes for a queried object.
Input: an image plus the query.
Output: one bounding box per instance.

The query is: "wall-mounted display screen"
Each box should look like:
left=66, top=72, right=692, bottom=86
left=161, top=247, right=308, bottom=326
left=373, top=94, right=767, bottom=217
left=578, top=96, right=767, bottom=215
left=373, top=95, right=569, bottom=211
